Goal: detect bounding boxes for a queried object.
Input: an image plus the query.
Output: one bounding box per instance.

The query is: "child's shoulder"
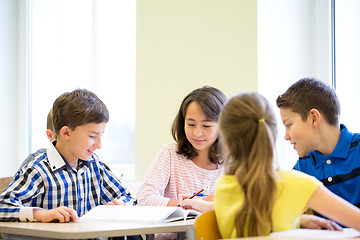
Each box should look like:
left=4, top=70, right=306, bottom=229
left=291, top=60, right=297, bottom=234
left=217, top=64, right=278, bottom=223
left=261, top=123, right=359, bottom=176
left=156, top=142, right=179, bottom=156
left=278, top=170, right=321, bottom=188
left=21, top=149, right=48, bottom=169
left=162, top=142, right=177, bottom=151
left=153, top=142, right=189, bottom=163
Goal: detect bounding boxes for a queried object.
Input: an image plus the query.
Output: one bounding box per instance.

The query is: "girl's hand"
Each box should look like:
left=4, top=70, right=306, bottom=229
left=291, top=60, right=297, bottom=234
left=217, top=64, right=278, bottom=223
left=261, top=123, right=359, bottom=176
left=300, top=214, right=343, bottom=231
left=178, top=192, right=214, bottom=201
left=178, top=198, right=214, bottom=213
left=33, top=206, right=78, bottom=223
left=178, top=194, right=193, bottom=201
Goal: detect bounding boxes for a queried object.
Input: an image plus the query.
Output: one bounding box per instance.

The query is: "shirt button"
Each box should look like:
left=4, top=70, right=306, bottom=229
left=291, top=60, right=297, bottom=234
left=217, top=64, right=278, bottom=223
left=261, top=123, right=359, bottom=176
left=326, top=160, right=331, bottom=164
left=328, top=177, right=333, bottom=182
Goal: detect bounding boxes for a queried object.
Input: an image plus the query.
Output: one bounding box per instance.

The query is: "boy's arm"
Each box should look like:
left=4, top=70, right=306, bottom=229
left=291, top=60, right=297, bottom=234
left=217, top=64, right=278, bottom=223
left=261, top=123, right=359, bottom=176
left=33, top=206, right=78, bottom=223
left=136, top=146, right=172, bottom=206
left=0, top=169, right=45, bottom=222
left=100, top=162, right=136, bottom=206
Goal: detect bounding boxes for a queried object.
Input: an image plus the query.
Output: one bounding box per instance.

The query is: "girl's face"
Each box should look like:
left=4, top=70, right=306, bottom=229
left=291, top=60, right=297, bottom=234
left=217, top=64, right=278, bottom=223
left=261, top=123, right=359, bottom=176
left=184, top=101, right=219, bottom=154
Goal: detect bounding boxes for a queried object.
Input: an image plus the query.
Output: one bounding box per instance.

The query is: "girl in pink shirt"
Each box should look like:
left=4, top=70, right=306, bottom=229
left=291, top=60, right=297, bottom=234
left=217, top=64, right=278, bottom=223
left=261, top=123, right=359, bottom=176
left=136, top=86, right=227, bottom=209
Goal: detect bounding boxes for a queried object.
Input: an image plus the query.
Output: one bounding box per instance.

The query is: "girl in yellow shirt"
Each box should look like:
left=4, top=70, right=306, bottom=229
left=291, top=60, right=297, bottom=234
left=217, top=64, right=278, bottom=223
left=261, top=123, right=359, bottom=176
left=214, top=92, right=360, bottom=238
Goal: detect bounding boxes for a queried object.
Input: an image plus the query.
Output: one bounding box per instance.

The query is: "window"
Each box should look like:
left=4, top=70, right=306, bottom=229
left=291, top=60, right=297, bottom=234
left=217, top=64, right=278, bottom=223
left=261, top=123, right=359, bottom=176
left=334, top=0, right=360, bottom=132
left=258, top=0, right=332, bottom=170
left=29, top=0, right=136, bottom=180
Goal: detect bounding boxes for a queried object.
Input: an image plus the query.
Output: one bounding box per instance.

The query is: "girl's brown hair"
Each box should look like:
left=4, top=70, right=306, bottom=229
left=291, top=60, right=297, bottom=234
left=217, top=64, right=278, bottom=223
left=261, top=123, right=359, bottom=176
left=219, top=92, right=278, bottom=237
left=171, top=86, right=227, bottom=164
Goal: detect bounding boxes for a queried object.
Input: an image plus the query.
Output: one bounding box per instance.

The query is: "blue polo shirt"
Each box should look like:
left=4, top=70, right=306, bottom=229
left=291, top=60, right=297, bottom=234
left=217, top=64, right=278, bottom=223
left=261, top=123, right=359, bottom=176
left=294, top=124, right=360, bottom=209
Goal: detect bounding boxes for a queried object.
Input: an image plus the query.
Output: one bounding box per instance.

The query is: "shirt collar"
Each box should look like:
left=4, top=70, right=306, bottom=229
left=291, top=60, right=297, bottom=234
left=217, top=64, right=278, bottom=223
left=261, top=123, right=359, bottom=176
left=313, top=124, right=352, bottom=167
left=46, top=141, right=96, bottom=172
left=47, top=141, right=67, bottom=172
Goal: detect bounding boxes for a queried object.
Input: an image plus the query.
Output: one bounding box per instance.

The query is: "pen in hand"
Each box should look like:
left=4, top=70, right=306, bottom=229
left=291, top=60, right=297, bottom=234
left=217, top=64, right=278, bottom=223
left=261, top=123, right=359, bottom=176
left=189, top=189, right=204, bottom=199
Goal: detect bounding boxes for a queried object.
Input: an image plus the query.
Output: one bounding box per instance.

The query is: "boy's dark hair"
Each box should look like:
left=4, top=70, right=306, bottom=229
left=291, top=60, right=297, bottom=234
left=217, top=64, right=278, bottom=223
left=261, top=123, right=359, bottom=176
left=276, top=78, right=340, bottom=125
left=52, top=89, right=109, bottom=135
left=46, top=109, right=53, bottom=130
left=171, top=86, right=227, bottom=164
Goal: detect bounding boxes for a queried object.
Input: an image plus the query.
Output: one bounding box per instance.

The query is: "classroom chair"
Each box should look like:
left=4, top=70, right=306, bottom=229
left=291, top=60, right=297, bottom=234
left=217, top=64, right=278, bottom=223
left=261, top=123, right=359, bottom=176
left=0, top=177, right=12, bottom=239
left=193, top=210, right=221, bottom=240
left=0, top=177, right=12, bottom=194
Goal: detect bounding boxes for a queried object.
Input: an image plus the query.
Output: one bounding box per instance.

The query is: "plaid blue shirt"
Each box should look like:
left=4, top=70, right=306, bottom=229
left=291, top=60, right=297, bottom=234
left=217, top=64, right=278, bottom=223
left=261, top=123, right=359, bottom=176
left=0, top=142, right=136, bottom=222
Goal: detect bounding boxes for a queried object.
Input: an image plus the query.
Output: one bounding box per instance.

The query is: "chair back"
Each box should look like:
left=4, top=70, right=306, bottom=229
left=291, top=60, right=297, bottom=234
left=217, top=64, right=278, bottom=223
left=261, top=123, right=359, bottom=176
left=0, top=177, right=12, bottom=194
left=194, top=210, right=222, bottom=240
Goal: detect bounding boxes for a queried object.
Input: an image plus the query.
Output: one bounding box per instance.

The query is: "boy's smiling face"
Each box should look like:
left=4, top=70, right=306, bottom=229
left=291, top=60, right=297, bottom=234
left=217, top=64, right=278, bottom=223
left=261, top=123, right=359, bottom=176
left=66, top=122, right=107, bottom=163
left=279, top=107, right=316, bottom=157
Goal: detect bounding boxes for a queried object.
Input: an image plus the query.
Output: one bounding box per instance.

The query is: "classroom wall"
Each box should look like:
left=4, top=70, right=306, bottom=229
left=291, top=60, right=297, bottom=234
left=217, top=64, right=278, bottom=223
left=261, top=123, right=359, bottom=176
left=0, top=0, right=19, bottom=176
left=135, top=0, right=258, bottom=180
left=258, top=0, right=332, bottom=170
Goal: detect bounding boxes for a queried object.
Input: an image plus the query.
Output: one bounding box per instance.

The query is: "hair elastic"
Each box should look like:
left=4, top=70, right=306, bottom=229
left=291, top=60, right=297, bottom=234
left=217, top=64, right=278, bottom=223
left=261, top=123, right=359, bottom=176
left=258, top=118, right=264, bottom=123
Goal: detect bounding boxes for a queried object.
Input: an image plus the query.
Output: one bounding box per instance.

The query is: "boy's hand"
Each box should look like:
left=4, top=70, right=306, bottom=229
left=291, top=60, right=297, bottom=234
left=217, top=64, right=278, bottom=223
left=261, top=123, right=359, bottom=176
left=33, top=206, right=78, bottom=223
left=106, top=199, right=126, bottom=205
left=300, top=214, right=343, bottom=231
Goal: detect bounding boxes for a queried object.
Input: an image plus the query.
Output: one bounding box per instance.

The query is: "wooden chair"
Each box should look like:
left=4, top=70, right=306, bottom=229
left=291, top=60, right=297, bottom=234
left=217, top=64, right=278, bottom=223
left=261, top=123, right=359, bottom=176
left=194, top=210, right=222, bottom=240
left=0, top=177, right=12, bottom=239
left=0, top=177, right=12, bottom=194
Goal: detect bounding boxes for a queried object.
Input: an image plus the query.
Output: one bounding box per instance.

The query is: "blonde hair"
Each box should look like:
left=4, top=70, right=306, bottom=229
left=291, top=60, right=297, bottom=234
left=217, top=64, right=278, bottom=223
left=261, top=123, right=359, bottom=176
left=219, top=92, right=278, bottom=237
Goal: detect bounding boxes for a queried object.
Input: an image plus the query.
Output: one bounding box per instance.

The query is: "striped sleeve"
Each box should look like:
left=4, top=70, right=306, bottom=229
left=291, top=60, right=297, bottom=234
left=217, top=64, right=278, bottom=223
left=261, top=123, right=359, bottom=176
left=136, top=145, right=172, bottom=206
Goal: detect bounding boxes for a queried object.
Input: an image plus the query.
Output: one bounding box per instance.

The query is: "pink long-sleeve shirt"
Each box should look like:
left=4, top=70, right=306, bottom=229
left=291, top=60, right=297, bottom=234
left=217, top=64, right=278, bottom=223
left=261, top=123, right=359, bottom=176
left=136, top=143, right=223, bottom=206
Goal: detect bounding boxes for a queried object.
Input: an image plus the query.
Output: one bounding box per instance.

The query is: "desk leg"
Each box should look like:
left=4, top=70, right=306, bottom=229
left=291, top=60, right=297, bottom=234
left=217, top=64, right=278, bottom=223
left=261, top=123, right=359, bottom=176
left=145, top=234, right=154, bottom=240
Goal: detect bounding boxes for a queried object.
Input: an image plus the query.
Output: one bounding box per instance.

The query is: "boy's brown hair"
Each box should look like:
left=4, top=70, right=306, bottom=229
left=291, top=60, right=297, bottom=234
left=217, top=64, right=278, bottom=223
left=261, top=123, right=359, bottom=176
left=171, top=86, right=227, bottom=164
left=276, top=78, right=340, bottom=125
left=46, top=109, right=53, bottom=131
left=52, top=89, right=109, bottom=135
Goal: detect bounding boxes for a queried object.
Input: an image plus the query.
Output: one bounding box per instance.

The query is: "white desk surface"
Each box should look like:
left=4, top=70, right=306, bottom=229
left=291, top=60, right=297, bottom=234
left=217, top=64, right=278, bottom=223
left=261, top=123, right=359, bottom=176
left=0, top=219, right=194, bottom=239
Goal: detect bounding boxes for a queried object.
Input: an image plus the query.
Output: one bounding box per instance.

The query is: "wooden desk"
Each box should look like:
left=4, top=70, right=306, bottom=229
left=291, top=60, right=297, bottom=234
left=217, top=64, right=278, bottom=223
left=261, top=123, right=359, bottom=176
left=0, top=219, right=194, bottom=239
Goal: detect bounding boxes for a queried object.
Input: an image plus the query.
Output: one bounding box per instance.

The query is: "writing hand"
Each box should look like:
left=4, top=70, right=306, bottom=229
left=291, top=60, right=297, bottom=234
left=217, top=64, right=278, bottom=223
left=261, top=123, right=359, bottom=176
left=178, top=198, right=214, bottom=213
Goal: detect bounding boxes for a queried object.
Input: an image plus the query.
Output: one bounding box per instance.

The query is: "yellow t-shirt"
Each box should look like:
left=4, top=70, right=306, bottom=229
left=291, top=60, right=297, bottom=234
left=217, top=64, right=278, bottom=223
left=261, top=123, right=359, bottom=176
left=214, top=170, right=322, bottom=238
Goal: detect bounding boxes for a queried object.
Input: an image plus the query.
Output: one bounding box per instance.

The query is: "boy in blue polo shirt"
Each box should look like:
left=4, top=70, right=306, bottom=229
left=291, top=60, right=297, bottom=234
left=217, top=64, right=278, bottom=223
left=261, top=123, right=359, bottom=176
left=276, top=78, right=360, bottom=214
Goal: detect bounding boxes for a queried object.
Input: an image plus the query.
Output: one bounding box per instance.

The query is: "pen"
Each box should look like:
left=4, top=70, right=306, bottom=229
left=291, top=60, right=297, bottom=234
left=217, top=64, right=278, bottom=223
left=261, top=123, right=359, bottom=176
left=191, top=192, right=207, bottom=197
left=189, top=189, right=204, bottom=199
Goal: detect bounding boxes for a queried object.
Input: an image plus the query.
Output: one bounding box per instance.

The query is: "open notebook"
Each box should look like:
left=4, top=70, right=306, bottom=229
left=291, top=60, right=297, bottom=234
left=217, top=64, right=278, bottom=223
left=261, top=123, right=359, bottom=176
left=80, top=205, right=200, bottom=223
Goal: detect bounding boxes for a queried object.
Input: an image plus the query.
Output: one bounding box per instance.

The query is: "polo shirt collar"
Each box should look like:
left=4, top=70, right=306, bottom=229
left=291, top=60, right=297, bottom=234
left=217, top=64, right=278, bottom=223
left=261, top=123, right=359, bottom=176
left=313, top=124, right=352, bottom=167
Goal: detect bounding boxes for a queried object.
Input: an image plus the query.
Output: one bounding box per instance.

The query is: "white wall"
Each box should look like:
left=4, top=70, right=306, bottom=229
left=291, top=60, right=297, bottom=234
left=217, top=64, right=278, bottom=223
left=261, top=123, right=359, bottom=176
left=0, top=0, right=31, bottom=177
left=0, top=0, right=20, bottom=176
left=258, top=0, right=332, bottom=169
left=1, top=0, right=334, bottom=179
left=136, top=0, right=258, bottom=180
